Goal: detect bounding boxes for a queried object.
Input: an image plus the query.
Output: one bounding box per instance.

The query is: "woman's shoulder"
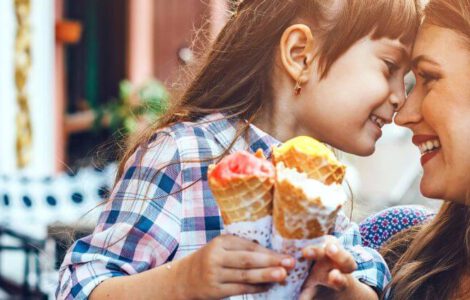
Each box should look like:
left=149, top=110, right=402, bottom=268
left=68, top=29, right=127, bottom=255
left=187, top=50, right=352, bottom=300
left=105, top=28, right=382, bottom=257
left=359, top=205, right=436, bottom=250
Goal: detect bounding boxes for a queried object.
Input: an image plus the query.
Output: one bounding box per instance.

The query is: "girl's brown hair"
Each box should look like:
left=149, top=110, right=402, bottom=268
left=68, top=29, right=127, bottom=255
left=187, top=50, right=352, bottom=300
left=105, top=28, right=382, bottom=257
left=382, top=1, right=470, bottom=299
left=116, top=0, right=421, bottom=181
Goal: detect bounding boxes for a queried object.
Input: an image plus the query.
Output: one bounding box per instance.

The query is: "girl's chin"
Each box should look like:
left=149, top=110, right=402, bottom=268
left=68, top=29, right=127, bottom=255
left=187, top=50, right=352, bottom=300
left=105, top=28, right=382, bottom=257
left=351, top=141, right=376, bottom=157
left=324, top=135, right=375, bottom=156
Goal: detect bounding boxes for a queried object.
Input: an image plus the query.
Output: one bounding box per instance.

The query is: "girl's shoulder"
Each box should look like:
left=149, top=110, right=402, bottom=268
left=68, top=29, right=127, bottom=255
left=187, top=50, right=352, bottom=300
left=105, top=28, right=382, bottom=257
left=144, top=113, right=237, bottom=164
left=145, top=112, right=278, bottom=165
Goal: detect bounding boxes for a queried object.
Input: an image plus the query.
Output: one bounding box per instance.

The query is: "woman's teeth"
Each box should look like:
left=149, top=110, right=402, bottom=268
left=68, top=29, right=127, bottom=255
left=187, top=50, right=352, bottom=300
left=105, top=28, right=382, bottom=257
left=370, top=115, right=385, bottom=128
left=418, top=139, right=441, bottom=155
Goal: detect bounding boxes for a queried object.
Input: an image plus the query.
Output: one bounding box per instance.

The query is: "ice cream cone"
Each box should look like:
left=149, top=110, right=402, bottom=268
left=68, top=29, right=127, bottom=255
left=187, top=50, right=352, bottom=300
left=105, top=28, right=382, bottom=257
left=272, top=136, right=346, bottom=185
left=208, top=170, right=274, bottom=225
left=273, top=163, right=344, bottom=239
left=269, top=163, right=346, bottom=298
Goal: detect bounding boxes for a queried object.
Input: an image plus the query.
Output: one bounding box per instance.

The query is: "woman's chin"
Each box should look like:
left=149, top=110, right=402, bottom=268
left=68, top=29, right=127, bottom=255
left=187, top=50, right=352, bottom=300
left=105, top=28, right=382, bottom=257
left=420, top=173, right=468, bottom=203
left=420, top=177, right=443, bottom=200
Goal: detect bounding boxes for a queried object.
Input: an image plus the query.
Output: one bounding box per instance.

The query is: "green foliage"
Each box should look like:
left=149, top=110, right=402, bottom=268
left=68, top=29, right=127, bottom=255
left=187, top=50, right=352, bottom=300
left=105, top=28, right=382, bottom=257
left=94, top=79, right=169, bottom=134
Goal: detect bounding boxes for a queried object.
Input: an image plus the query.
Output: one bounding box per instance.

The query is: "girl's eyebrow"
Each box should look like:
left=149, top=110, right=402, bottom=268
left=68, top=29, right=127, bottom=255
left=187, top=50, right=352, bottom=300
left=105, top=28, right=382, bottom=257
left=411, top=55, right=441, bottom=69
left=382, top=40, right=411, bottom=65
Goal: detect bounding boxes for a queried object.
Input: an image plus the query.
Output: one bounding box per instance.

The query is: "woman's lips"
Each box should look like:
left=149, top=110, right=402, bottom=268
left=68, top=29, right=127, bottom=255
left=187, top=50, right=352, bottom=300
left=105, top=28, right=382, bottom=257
left=412, top=135, right=441, bottom=166
left=421, top=150, right=440, bottom=166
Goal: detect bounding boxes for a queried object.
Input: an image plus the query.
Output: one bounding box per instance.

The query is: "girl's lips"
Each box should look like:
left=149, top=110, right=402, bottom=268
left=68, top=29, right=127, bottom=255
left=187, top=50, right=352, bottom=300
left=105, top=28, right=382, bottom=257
left=368, top=119, right=383, bottom=139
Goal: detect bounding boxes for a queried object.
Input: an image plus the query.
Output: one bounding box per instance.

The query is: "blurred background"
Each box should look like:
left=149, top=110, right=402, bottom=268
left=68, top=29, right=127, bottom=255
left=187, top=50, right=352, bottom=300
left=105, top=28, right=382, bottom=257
left=0, top=1, right=439, bottom=299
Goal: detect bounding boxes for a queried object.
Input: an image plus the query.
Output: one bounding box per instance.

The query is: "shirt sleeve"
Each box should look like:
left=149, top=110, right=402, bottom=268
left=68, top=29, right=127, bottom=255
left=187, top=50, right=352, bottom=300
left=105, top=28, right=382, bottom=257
left=333, top=212, right=391, bottom=295
left=56, top=132, right=183, bottom=300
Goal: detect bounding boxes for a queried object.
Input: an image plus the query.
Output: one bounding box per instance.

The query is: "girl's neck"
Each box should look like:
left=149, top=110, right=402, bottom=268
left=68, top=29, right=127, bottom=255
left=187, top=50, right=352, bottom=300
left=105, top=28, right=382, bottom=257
left=253, top=105, right=298, bottom=143
left=253, top=76, right=306, bottom=142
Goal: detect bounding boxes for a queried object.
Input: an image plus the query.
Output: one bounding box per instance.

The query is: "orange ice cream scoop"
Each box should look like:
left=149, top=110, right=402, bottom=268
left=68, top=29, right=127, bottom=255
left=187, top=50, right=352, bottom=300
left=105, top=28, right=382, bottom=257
left=208, top=149, right=275, bottom=224
left=272, top=136, right=346, bottom=185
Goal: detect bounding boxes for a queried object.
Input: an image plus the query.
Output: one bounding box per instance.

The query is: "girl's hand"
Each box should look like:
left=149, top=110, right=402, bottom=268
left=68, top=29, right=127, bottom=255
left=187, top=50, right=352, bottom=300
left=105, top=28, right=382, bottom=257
left=299, top=235, right=358, bottom=300
left=177, top=234, right=296, bottom=300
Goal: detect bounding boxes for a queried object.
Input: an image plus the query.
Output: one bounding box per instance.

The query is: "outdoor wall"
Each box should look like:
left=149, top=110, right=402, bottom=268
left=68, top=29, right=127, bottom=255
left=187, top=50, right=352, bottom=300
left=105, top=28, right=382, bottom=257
left=0, top=0, right=55, bottom=177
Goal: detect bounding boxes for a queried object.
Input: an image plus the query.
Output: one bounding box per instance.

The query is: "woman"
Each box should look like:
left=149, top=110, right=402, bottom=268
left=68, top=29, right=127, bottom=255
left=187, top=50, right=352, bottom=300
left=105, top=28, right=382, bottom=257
left=366, top=0, right=470, bottom=298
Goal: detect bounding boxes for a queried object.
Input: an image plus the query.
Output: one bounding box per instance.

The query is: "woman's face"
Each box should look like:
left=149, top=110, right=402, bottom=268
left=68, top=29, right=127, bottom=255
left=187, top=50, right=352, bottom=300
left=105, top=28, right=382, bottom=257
left=395, top=24, right=470, bottom=204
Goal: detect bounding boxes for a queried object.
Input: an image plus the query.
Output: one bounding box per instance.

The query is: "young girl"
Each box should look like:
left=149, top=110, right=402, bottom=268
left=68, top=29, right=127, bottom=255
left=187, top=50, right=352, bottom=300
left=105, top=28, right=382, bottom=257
left=57, top=1, right=421, bottom=299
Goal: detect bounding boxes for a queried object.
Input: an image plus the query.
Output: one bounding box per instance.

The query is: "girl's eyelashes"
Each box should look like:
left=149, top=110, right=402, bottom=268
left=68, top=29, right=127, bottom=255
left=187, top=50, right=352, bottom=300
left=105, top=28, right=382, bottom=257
left=383, top=59, right=399, bottom=76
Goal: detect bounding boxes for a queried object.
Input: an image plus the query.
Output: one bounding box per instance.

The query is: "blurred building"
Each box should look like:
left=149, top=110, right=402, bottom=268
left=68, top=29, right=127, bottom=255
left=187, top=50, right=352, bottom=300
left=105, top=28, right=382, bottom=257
left=0, top=1, right=230, bottom=298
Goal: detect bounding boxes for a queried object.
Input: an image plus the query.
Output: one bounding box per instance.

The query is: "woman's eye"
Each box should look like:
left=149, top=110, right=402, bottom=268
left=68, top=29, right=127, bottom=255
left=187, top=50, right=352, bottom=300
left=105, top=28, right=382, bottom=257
left=418, top=71, right=439, bottom=85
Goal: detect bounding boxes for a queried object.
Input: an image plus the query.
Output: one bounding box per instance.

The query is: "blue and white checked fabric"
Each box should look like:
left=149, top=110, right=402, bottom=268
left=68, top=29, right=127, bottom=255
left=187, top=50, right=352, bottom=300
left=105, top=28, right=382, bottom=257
left=57, top=113, right=390, bottom=299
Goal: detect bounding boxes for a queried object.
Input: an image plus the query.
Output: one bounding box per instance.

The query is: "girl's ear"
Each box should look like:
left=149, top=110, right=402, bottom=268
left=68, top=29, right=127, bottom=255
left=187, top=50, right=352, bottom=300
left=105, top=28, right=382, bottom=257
left=280, top=24, right=315, bottom=84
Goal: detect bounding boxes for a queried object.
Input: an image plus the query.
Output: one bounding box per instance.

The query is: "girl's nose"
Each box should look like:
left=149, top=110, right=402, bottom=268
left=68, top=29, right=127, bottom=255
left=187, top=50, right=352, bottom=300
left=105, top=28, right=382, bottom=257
left=390, top=93, right=404, bottom=112
left=389, top=76, right=407, bottom=112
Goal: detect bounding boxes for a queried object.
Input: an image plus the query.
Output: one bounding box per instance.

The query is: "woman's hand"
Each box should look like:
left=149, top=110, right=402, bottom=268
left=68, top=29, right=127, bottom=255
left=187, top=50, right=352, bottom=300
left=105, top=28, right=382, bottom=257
left=177, top=234, right=296, bottom=300
left=299, top=235, right=374, bottom=300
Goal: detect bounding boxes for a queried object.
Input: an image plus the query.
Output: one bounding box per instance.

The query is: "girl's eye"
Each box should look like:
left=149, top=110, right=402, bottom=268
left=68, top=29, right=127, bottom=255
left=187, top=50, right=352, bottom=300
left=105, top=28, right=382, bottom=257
left=383, top=60, right=399, bottom=76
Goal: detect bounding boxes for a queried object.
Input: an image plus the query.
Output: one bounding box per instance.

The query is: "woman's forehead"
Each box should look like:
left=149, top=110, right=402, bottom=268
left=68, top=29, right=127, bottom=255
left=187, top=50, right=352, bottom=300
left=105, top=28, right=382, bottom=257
left=412, top=24, right=470, bottom=62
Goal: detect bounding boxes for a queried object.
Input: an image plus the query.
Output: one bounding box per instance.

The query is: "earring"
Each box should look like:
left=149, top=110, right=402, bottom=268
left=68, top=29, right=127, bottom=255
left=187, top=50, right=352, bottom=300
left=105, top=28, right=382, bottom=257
left=294, top=80, right=302, bottom=96
left=294, top=58, right=308, bottom=96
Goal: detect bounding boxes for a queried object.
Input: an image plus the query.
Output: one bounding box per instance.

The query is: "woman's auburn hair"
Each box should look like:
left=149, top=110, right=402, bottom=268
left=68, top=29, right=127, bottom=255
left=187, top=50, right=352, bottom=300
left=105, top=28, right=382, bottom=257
left=116, top=0, right=422, bottom=182
left=382, top=2, right=470, bottom=298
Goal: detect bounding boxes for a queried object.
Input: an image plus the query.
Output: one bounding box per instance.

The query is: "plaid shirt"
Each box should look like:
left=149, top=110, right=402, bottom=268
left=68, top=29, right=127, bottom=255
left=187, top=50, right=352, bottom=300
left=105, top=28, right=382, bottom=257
left=57, top=113, right=390, bottom=299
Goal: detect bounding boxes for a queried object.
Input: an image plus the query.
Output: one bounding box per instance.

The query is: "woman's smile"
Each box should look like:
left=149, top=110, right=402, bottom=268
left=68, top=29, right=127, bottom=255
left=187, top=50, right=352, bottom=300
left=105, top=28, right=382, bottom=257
left=412, top=135, right=442, bottom=165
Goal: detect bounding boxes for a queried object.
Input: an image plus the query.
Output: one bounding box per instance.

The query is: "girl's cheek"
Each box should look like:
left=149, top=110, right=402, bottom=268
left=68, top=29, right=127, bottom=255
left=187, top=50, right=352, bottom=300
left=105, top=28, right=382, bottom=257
left=356, top=71, right=390, bottom=104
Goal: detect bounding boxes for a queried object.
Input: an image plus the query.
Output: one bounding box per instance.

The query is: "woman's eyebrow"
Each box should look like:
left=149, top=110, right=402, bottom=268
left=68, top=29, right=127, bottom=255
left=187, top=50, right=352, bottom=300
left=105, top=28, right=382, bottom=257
left=411, top=55, right=441, bottom=68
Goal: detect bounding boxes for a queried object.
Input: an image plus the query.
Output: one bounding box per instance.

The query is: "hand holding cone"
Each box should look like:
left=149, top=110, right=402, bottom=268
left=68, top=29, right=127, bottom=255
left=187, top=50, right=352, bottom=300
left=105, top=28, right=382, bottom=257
left=207, top=137, right=348, bottom=299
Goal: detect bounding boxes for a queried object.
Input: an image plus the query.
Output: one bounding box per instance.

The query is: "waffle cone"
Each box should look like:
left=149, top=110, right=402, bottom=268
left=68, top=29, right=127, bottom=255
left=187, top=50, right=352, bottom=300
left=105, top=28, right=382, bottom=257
left=208, top=169, right=274, bottom=225
left=273, top=178, right=342, bottom=239
left=273, top=147, right=346, bottom=185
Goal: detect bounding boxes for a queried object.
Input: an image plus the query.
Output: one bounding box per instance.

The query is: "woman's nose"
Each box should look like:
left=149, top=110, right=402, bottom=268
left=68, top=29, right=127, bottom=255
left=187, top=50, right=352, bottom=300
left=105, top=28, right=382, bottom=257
left=394, top=88, right=422, bottom=127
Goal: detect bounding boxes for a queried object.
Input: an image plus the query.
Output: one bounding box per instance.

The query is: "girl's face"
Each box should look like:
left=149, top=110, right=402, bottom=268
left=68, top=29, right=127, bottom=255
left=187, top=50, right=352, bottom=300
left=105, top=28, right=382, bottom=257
left=295, top=36, right=411, bottom=156
left=395, top=24, right=470, bottom=204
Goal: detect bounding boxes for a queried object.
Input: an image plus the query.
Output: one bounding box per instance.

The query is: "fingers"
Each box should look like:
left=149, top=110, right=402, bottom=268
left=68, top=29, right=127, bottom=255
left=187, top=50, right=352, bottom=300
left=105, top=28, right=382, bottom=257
left=325, top=244, right=357, bottom=273
left=303, top=245, right=327, bottom=261
left=302, top=239, right=357, bottom=274
left=326, top=269, right=348, bottom=292
left=220, top=235, right=272, bottom=253
left=299, top=269, right=348, bottom=298
left=221, top=267, right=287, bottom=284
left=223, top=251, right=295, bottom=270
left=220, top=283, right=270, bottom=298
left=299, top=273, right=320, bottom=300
left=299, top=285, right=317, bottom=300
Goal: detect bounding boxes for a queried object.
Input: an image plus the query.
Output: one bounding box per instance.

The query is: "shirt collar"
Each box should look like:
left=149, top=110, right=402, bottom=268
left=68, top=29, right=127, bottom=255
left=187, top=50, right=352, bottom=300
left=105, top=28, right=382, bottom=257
left=201, top=113, right=280, bottom=159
